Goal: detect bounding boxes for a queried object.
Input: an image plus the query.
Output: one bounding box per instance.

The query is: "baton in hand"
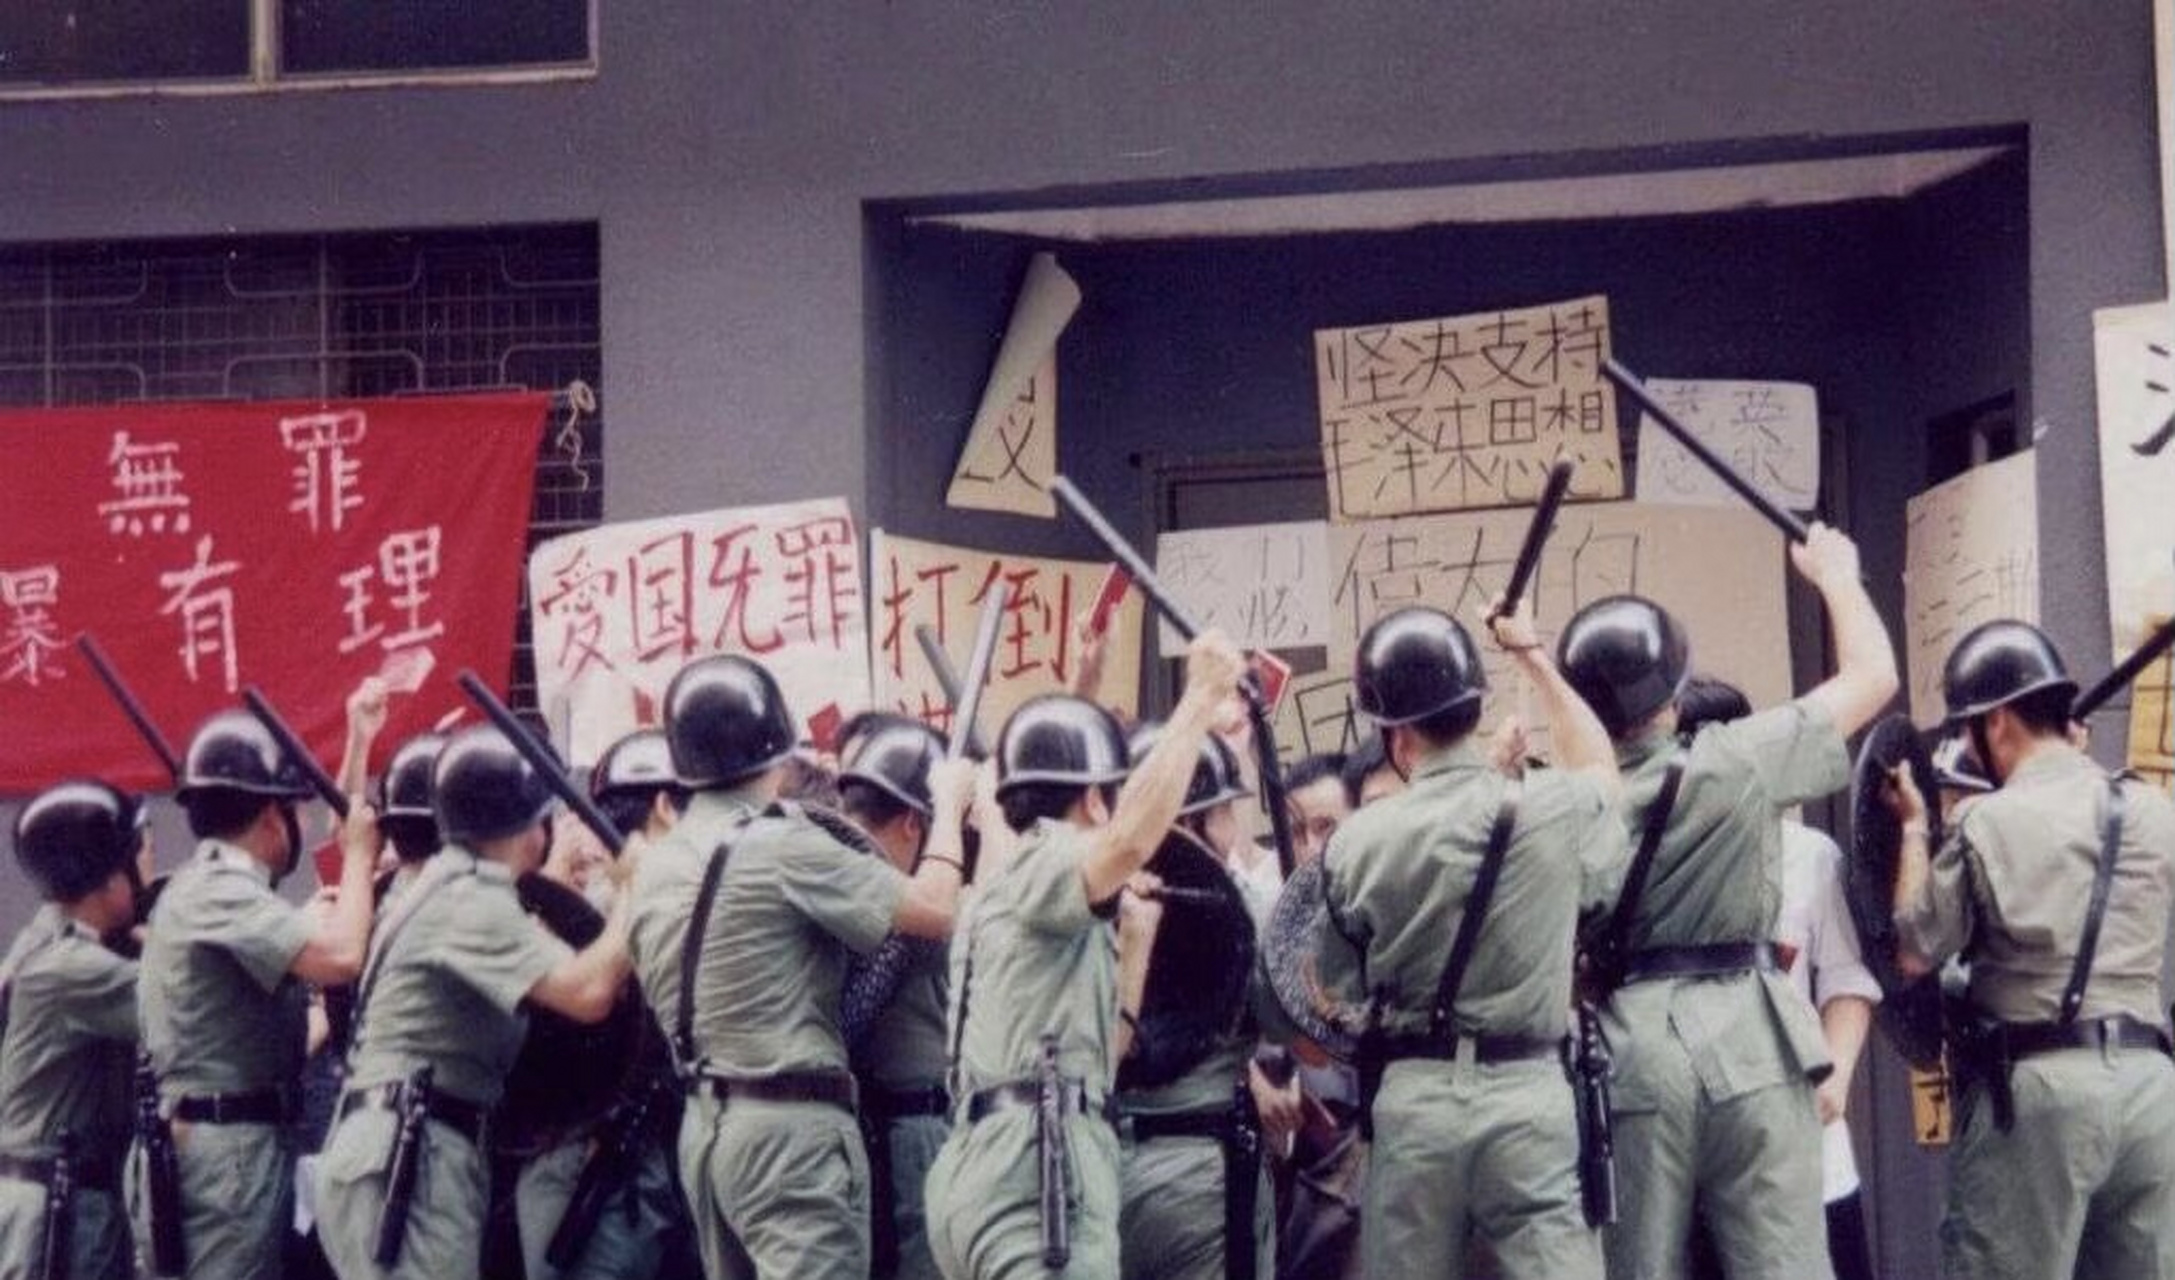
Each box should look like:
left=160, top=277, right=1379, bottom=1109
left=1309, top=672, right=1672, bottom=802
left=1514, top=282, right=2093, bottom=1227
left=242, top=687, right=350, bottom=819
left=455, top=670, right=627, bottom=855
left=947, top=584, right=1011, bottom=762
left=2074, top=613, right=2175, bottom=722
left=75, top=634, right=183, bottom=781
left=1489, top=458, right=1575, bottom=623
left=915, top=625, right=986, bottom=757
left=1604, top=357, right=1810, bottom=543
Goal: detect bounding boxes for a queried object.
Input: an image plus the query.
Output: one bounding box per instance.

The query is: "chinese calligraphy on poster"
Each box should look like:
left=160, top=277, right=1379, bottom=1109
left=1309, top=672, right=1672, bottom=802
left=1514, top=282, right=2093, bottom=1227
left=1902, top=450, right=2041, bottom=724
left=1632, top=378, right=1821, bottom=511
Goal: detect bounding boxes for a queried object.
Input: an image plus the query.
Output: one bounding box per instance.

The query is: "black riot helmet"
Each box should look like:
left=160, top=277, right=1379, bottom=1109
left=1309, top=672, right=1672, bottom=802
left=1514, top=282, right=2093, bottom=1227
left=13, top=781, right=145, bottom=903
left=1127, top=721, right=1250, bottom=816
left=663, top=655, right=798, bottom=790
left=377, top=732, right=447, bottom=862
left=590, top=728, right=686, bottom=835
left=839, top=720, right=947, bottom=817
left=433, top=726, right=558, bottom=846
left=1941, top=620, right=2077, bottom=726
left=1353, top=607, right=1487, bottom=728
left=1557, top=595, right=1692, bottom=737
left=174, top=710, right=312, bottom=802
left=995, top=695, right=1131, bottom=798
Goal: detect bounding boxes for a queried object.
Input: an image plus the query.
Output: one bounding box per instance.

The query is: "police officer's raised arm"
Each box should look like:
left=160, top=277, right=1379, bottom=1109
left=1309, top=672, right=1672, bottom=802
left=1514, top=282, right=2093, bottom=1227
left=892, top=757, right=975, bottom=938
left=1791, top=523, right=1900, bottom=739
left=1081, top=631, right=1246, bottom=907
left=527, top=839, right=639, bottom=1023
left=289, top=798, right=380, bottom=986
left=1484, top=595, right=1619, bottom=797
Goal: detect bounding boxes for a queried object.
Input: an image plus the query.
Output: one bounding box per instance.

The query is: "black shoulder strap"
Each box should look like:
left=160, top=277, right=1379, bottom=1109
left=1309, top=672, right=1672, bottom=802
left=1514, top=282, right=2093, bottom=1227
left=1430, top=778, right=1523, bottom=1033
left=2059, top=772, right=2131, bottom=1026
left=676, top=810, right=761, bottom=1073
left=1600, top=753, right=1688, bottom=962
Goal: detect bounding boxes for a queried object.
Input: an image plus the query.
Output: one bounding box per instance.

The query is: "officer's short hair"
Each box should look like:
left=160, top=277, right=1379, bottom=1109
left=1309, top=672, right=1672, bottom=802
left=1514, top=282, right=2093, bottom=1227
left=1406, top=701, right=1482, bottom=750
left=999, top=781, right=1120, bottom=834
left=2005, top=685, right=2075, bottom=736
left=181, top=789, right=275, bottom=842
left=1676, top=674, right=1752, bottom=738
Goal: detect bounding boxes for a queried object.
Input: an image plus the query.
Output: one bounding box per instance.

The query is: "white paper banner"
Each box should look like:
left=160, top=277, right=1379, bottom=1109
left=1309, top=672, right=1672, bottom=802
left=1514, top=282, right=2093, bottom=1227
left=1634, top=378, right=1820, bottom=511
left=1153, top=521, right=1333, bottom=657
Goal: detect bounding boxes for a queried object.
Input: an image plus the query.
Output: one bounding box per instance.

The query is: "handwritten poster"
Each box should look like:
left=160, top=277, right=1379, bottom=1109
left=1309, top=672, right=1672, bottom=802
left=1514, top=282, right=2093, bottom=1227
left=1153, top=521, right=1333, bottom=657
left=1315, top=294, right=1623, bottom=521
left=867, top=530, right=1145, bottom=740
left=529, top=498, right=867, bottom=766
left=2129, top=616, right=2175, bottom=792
left=0, top=394, right=544, bottom=793
left=1902, top=451, right=2041, bottom=724
left=947, top=252, right=1078, bottom=519
left=2092, top=302, right=2175, bottom=655
left=1255, top=502, right=1790, bottom=763
left=1633, top=378, right=1821, bottom=511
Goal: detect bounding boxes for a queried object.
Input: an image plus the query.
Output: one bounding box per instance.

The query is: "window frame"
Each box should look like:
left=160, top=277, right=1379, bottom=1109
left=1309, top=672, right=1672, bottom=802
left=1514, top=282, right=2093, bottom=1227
left=0, top=0, right=597, bottom=102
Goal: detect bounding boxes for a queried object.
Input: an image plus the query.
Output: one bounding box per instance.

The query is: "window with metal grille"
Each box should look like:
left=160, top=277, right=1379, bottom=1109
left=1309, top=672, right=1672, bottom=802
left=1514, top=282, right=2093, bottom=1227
left=0, top=223, right=603, bottom=721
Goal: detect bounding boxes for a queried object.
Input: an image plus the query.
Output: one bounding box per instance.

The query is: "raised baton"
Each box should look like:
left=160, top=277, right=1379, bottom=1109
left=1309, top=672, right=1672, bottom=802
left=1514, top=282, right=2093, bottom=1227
left=1489, top=458, right=1575, bottom=622
left=1049, top=475, right=1300, bottom=878
left=74, top=634, right=183, bottom=781
left=454, top=670, right=626, bottom=855
left=241, top=687, right=350, bottom=819
left=1604, top=356, right=1811, bottom=543
left=917, top=624, right=988, bottom=758
left=947, top=584, right=1012, bottom=762
left=2073, top=613, right=2175, bottom=722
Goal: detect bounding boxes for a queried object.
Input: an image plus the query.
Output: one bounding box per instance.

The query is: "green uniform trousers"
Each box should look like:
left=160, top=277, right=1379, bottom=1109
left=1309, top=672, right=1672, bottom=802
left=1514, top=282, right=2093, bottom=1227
left=0, top=1182, right=130, bottom=1280
left=679, top=1092, right=871, bottom=1279
left=1605, top=1067, right=1828, bottom=1280
left=926, top=1111, right=1121, bottom=1280
left=1943, top=1045, right=2175, bottom=1279
left=880, top=1113, right=949, bottom=1280
left=1363, top=1058, right=1599, bottom=1280
left=1117, top=1132, right=1274, bottom=1280
left=314, top=1105, right=490, bottom=1280
left=129, top=1120, right=294, bottom=1280
left=517, top=1135, right=694, bottom=1280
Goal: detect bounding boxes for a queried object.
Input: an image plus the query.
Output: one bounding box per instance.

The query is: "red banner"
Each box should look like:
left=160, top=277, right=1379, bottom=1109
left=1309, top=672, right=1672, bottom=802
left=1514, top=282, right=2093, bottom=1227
left=0, top=394, right=547, bottom=794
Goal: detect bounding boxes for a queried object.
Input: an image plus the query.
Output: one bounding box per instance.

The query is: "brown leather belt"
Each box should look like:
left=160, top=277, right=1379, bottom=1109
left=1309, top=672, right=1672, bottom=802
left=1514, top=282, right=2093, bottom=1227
left=2005, top=1014, right=2174, bottom=1060
left=693, top=1069, right=858, bottom=1113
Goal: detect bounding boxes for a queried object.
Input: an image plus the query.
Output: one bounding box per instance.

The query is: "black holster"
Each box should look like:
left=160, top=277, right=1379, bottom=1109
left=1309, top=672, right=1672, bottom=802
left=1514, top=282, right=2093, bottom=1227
left=1949, top=1015, right=2017, bottom=1133
left=861, top=1108, right=900, bottom=1280
left=1571, top=1003, right=1617, bottom=1228
left=1035, top=1035, right=1070, bottom=1271
left=1223, top=1081, right=1262, bottom=1280
left=1353, top=990, right=1389, bottom=1142
left=35, top=1133, right=75, bottom=1280
left=132, top=1056, right=184, bottom=1278
left=546, top=1079, right=668, bottom=1270
left=373, top=1068, right=435, bottom=1269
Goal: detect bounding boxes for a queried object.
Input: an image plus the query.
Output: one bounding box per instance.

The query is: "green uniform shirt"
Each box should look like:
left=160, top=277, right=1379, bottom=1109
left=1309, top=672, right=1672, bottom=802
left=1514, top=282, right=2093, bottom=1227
left=1899, top=744, right=2175, bottom=1025
left=0, top=907, right=137, bottom=1160
left=666, top=792, right=907, bottom=1076
left=949, top=820, right=1117, bottom=1097
left=139, top=840, right=313, bottom=1097
left=1318, top=743, right=1621, bottom=1041
left=626, top=792, right=753, bottom=1056
left=859, top=943, right=949, bottom=1091
left=1607, top=700, right=1846, bottom=1105
left=343, top=848, right=568, bottom=1105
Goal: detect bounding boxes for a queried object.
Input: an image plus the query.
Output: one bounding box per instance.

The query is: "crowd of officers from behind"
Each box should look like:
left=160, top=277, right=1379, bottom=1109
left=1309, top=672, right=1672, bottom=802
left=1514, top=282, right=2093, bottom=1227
left=2, top=514, right=2173, bottom=1280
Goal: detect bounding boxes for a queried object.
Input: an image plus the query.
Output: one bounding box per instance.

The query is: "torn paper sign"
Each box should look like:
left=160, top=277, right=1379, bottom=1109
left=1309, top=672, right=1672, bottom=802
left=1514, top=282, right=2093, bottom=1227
left=1902, top=450, right=2040, bottom=724
left=2092, top=302, right=2175, bottom=655
left=1153, top=521, right=1333, bottom=656
left=947, top=252, right=1079, bottom=519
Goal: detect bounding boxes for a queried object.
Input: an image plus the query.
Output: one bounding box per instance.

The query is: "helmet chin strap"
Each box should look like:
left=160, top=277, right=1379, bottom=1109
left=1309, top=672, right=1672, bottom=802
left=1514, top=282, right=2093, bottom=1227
left=275, top=801, right=303, bottom=887
left=1968, top=717, right=2001, bottom=788
left=1382, top=727, right=1411, bottom=784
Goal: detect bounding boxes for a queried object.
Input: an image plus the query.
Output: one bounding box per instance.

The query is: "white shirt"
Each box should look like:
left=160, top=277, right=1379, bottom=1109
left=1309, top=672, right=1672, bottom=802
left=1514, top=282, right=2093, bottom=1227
left=1775, top=821, right=1882, bottom=1201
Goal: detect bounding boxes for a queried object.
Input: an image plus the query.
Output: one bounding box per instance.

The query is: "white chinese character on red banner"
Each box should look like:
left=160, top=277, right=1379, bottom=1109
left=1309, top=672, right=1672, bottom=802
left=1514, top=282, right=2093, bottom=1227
left=0, top=566, right=64, bottom=687
left=280, top=410, right=367, bottom=534
left=157, top=536, right=239, bottom=692
left=536, top=545, right=620, bottom=679
left=334, top=526, right=446, bottom=657
left=98, top=431, right=192, bottom=536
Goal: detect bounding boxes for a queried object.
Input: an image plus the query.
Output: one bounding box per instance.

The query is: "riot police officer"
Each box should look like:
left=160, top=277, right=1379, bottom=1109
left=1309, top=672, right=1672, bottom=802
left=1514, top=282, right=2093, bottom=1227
left=131, top=711, right=378, bottom=1280
left=1310, top=602, right=1621, bottom=1280
left=313, top=726, right=636, bottom=1280
left=0, top=782, right=150, bottom=1280
left=1889, top=620, right=2175, bottom=1279
left=626, top=655, right=970, bottom=1279
left=925, top=631, right=1244, bottom=1280
left=1561, top=523, right=1895, bottom=1280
